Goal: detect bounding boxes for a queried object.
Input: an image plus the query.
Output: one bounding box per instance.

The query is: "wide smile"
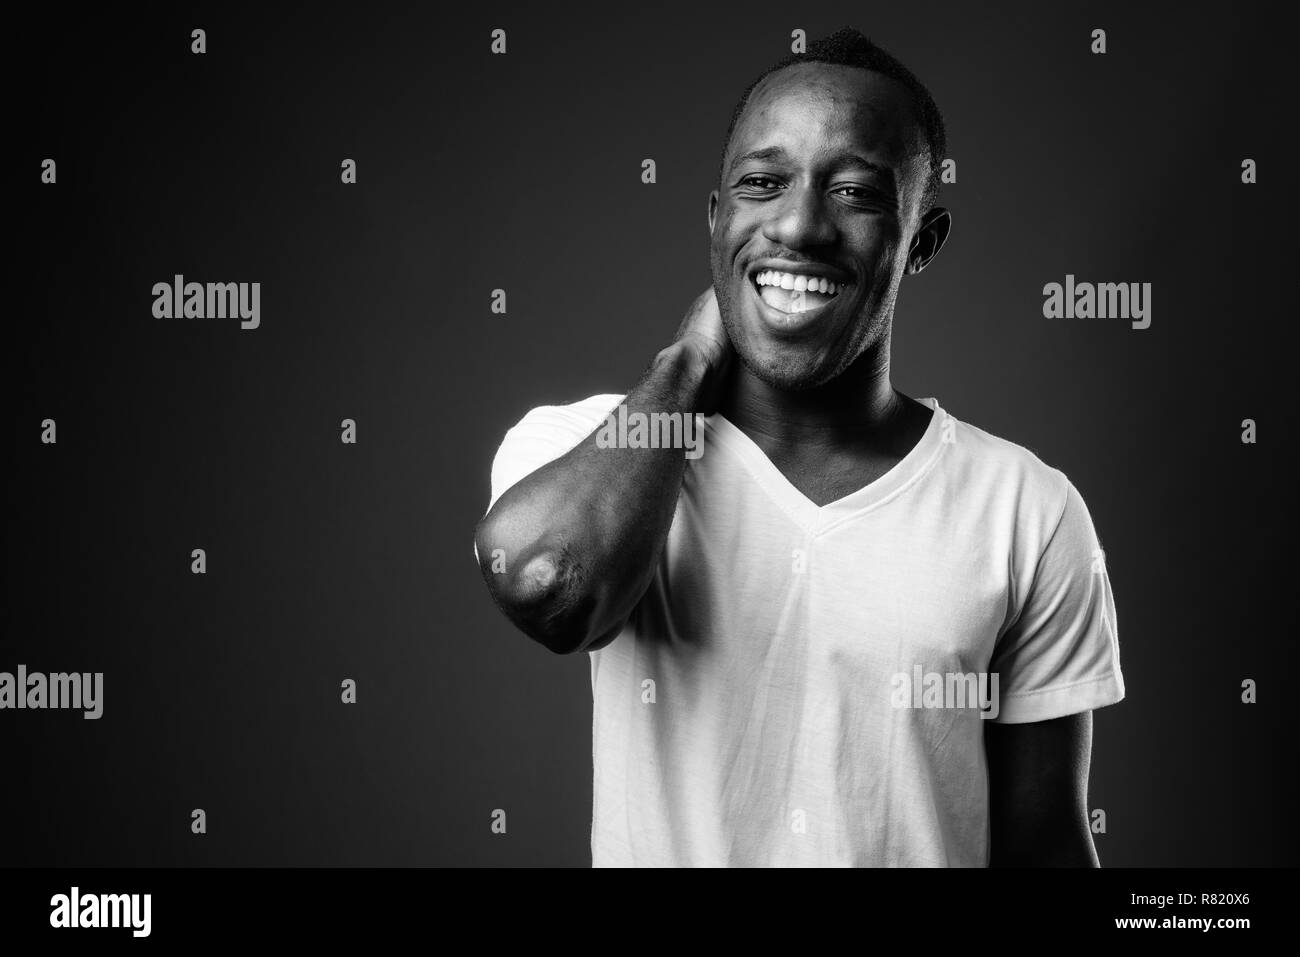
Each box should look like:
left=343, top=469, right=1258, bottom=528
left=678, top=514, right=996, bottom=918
left=746, top=266, right=852, bottom=335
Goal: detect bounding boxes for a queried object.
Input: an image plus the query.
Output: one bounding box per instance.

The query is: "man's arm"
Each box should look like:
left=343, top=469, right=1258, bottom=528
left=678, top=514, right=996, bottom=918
left=474, top=289, right=731, bottom=655
left=985, top=711, right=1099, bottom=866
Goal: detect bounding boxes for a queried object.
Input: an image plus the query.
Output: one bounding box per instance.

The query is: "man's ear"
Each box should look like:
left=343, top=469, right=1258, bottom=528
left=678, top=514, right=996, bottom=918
left=707, top=191, right=719, bottom=234
left=906, top=207, right=952, bottom=275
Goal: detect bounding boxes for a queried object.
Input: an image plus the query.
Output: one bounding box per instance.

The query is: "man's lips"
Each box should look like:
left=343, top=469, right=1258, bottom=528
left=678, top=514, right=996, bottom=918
left=740, top=261, right=852, bottom=334
left=746, top=261, right=853, bottom=315
left=744, top=272, right=845, bottom=336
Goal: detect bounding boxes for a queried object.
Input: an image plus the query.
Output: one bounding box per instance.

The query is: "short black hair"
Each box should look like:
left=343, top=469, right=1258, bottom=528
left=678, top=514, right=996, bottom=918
left=719, top=27, right=948, bottom=216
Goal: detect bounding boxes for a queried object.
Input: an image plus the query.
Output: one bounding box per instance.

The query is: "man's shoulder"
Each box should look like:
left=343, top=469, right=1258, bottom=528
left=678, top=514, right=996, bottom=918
left=941, top=404, right=1072, bottom=514
left=486, top=393, right=627, bottom=514
left=506, top=392, right=626, bottom=435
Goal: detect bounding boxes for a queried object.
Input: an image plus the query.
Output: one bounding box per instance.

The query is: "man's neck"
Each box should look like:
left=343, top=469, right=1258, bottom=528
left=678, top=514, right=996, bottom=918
left=718, top=346, right=907, bottom=453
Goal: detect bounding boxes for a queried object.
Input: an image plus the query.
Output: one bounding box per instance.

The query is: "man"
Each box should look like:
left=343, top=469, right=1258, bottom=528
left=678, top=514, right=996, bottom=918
left=474, top=27, right=1124, bottom=867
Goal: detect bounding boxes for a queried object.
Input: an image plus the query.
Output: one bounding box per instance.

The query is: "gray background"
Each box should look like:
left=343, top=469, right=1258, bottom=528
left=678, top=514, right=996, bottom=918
left=6, top=1, right=1294, bottom=866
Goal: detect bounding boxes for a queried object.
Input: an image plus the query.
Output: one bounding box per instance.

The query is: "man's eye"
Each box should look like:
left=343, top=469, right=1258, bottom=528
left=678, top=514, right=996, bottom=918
left=740, top=176, right=781, bottom=190
left=835, top=186, right=873, bottom=199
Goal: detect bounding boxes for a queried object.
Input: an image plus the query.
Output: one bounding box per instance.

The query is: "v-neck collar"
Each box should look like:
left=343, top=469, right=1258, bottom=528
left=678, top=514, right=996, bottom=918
left=702, top=397, right=949, bottom=535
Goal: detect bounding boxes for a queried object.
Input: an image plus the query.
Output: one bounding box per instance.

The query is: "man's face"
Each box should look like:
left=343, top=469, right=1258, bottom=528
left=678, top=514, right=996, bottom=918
left=709, top=62, right=931, bottom=390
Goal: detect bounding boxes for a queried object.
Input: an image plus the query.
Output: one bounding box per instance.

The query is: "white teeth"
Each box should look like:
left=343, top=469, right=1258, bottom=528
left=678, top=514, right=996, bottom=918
left=755, top=270, right=844, bottom=295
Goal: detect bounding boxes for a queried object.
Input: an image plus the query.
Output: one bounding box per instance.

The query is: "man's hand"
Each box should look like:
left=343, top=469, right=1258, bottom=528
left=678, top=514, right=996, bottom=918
left=671, top=286, right=733, bottom=413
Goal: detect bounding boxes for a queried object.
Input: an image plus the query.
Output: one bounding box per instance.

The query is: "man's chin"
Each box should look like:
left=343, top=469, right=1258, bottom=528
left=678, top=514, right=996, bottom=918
left=733, top=344, right=837, bottom=392
left=717, top=299, right=859, bottom=392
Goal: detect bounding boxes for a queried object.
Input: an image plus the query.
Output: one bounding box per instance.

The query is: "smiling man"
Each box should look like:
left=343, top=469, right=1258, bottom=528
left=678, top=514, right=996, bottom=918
left=474, top=27, right=1125, bottom=867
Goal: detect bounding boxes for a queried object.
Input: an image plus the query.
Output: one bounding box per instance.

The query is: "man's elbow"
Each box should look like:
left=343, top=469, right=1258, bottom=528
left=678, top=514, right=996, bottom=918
left=498, top=553, right=598, bottom=655
left=474, top=518, right=601, bottom=654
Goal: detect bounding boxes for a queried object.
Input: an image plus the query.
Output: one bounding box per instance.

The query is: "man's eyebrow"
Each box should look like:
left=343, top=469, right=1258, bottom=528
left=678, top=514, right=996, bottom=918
left=729, top=147, right=896, bottom=184
left=729, top=146, right=790, bottom=170
left=836, top=155, right=895, bottom=182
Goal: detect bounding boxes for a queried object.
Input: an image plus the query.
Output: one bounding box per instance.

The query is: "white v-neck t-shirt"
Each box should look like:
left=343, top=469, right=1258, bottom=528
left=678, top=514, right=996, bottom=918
left=483, top=394, right=1125, bottom=867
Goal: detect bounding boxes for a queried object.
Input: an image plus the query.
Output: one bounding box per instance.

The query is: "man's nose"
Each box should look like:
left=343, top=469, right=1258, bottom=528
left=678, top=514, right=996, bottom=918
left=761, top=185, right=836, bottom=250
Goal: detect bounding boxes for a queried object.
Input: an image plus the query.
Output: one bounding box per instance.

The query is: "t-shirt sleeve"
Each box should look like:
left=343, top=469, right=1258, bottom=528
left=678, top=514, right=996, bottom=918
left=485, top=393, right=625, bottom=513
left=987, top=479, right=1125, bottom=724
left=473, top=394, right=625, bottom=562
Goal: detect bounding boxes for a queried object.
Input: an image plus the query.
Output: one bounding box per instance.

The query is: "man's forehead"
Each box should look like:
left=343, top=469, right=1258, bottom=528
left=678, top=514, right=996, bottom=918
left=732, top=62, right=922, bottom=163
